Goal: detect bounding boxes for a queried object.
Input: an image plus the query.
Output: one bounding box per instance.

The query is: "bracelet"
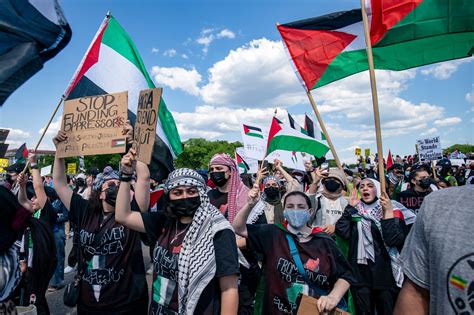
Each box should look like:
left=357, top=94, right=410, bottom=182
left=120, top=171, right=133, bottom=177
left=30, top=165, right=39, bottom=170
left=120, top=175, right=133, bottom=182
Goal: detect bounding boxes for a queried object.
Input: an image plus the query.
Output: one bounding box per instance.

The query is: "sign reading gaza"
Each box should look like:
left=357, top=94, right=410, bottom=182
left=417, top=136, right=442, bottom=161
left=132, top=88, right=161, bottom=164
left=57, top=92, right=128, bottom=158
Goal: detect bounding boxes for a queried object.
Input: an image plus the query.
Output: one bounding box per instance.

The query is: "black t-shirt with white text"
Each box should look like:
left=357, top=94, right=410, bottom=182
left=246, top=224, right=355, bottom=315
left=396, top=188, right=431, bottom=213
left=141, top=211, right=240, bottom=315
left=69, top=193, right=148, bottom=314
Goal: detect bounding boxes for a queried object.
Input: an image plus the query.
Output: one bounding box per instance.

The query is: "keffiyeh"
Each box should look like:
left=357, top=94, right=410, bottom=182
left=165, top=168, right=243, bottom=314
left=209, top=153, right=249, bottom=223
left=0, top=243, right=21, bottom=302
left=355, top=178, right=404, bottom=288
left=92, top=166, right=119, bottom=191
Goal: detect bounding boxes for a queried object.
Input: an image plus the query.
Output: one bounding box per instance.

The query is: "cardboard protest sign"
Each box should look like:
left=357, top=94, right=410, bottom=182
left=67, top=163, right=77, bottom=174
left=0, top=158, right=8, bottom=173
left=240, top=121, right=306, bottom=171
left=296, top=294, right=350, bottom=315
left=40, top=165, right=52, bottom=177
left=57, top=92, right=128, bottom=158
left=131, top=88, right=161, bottom=164
left=417, top=136, right=442, bottom=161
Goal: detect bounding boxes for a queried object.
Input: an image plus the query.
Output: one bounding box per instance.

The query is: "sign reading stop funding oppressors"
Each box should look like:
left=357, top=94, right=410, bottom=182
left=132, top=88, right=161, bottom=164
left=57, top=92, right=128, bottom=158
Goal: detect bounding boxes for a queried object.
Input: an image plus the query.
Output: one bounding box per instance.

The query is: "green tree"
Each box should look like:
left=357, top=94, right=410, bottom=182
left=175, top=138, right=243, bottom=169
left=37, top=153, right=122, bottom=174
left=443, top=144, right=474, bottom=155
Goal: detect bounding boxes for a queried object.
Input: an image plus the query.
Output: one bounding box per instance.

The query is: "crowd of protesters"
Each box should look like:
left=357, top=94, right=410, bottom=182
left=1, top=129, right=473, bottom=315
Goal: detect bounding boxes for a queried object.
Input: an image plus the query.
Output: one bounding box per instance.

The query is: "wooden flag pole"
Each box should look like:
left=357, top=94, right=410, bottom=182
left=360, top=0, right=386, bottom=192
left=306, top=91, right=343, bottom=170
left=21, top=96, right=65, bottom=173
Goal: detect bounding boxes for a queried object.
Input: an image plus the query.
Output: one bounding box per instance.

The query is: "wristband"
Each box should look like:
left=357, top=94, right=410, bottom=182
left=120, top=175, right=133, bottom=182
left=120, top=171, right=133, bottom=177
left=31, top=165, right=39, bottom=170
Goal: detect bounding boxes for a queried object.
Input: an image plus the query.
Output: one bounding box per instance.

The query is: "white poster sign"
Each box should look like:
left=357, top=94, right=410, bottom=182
left=40, top=165, right=52, bottom=177
left=235, top=147, right=259, bottom=174
left=417, top=136, right=442, bottom=161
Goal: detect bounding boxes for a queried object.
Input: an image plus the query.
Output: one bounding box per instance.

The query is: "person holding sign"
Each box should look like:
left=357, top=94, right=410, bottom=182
left=233, top=189, right=354, bottom=314
left=52, top=131, right=148, bottom=315
left=115, top=149, right=240, bottom=315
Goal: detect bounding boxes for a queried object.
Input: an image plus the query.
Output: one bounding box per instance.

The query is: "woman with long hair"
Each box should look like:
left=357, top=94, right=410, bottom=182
left=116, top=149, right=240, bottom=314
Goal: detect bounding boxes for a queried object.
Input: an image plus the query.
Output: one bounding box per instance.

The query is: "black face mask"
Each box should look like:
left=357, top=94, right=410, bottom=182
left=76, top=178, right=85, bottom=187
left=324, top=179, right=341, bottom=192
left=104, top=186, right=118, bottom=207
left=210, top=172, right=228, bottom=187
left=168, top=196, right=201, bottom=217
left=264, top=187, right=280, bottom=200
left=417, top=178, right=432, bottom=189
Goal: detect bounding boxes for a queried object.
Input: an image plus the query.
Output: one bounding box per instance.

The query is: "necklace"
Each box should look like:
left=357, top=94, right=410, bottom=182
left=170, top=220, right=190, bottom=245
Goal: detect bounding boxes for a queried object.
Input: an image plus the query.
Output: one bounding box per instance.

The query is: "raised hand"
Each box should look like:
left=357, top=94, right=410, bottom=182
left=17, top=173, right=28, bottom=186
left=349, top=187, right=359, bottom=207
left=247, top=185, right=260, bottom=206
left=120, top=148, right=137, bottom=175
left=122, top=120, right=134, bottom=144
left=53, top=131, right=68, bottom=148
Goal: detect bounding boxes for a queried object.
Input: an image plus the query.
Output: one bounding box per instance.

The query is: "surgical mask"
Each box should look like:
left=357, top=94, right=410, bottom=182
left=324, top=179, right=341, bottom=192
left=168, top=196, right=201, bottom=217
left=104, top=186, right=118, bottom=207
left=405, top=171, right=410, bottom=177
left=210, top=172, right=228, bottom=187
left=283, top=209, right=311, bottom=229
left=264, top=187, right=280, bottom=200
left=417, top=178, right=432, bottom=189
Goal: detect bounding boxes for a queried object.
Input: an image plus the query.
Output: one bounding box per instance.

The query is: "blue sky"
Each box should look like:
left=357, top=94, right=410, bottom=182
left=1, top=0, right=472, bottom=164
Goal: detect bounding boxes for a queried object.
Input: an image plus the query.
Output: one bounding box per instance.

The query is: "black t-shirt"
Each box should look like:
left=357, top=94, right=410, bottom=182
left=207, top=189, right=228, bottom=215
left=141, top=211, right=240, bottom=315
left=69, top=193, right=147, bottom=313
left=396, top=188, right=431, bottom=213
left=246, top=224, right=355, bottom=315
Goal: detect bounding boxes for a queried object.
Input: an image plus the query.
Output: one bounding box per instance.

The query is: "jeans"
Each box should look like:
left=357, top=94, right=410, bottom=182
left=49, top=228, right=65, bottom=286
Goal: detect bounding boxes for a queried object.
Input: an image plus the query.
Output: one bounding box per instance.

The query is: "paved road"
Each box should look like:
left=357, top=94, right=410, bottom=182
left=45, top=237, right=153, bottom=315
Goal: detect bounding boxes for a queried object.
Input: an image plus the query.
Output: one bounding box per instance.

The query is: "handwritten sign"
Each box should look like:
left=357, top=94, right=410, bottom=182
left=132, top=88, right=161, bottom=164
left=355, top=148, right=361, bottom=156
left=0, top=158, right=8, bottom=173
left=417, top=136, right=442, bottom=161
left=57, top=92, right=128, bottom=158
left=67, top=163, right=77, bottom=174
left=40, top=165, right=52, bottom=177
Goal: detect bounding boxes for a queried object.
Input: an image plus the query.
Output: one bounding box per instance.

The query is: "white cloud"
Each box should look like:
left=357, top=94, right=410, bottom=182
left=420, top=127, right=438, bottom=136
left=201, top=38, right=305, bottom=107
left=196, top=27, right=236, bottom=54
left=151, top=47, right=159, bottom=53
left=151, top=66, right=202, bottom=96
left=39, top=117, right=62, bottom=136
left=163, top=49, right=177, bottom=57
left=217, top=29, right=235, bottom=39
left=433, top=117, right=462, bottom=127
left=420, top=58, right=472, bottom=80
left=181, top=54, right=189, bottom=59
left=1, top=127, right=31, bottom=139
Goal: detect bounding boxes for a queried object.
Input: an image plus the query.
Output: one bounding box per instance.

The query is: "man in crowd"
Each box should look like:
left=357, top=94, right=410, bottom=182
left=394, top=185, right=474, bottom=314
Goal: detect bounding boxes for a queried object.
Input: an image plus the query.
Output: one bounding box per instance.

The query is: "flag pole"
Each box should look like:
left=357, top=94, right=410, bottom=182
left=22, top=96, right=65, bottom=173
left=306, top=91, right=343, bottom=170
left=360, top=0, right=386, bottom=192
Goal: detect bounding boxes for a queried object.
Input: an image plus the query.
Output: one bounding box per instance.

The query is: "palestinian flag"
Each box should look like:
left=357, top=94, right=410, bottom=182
left=15, top=143, right=28, bottom=163
left=0, top=0, right=72, bottom=106
left=287, top=112, right=307, bottom=135
left=63, top=15, right=182, bottom=179
left=277, top=0, right=474, bottom=91
left=304, top=114, right=326, bottom=141
left=235, top=151, right=250, bottom=173
left=386, top=149, right=394, bottom=170
left=266, top=117, right=329, bottom=158
left=243, top=124, right=263, bottom=139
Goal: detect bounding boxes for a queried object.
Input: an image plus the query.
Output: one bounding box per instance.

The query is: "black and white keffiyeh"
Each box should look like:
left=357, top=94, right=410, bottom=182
left=164, top=168, right=245, bottom=314
left=0, top=242, right=21, bottom=302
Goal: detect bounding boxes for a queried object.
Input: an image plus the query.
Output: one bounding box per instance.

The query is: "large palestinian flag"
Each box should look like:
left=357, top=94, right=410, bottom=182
left=266, top=117, right=329, bottom=158
left=277, top=0, right=474, bottom=91
left=63, top=15, right=182, bottom=179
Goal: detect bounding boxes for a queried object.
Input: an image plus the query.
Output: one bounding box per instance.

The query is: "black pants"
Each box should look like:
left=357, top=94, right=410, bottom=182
left=352, top=286, right=399, bottom=315
left=67, top=225, right=79, bottom=267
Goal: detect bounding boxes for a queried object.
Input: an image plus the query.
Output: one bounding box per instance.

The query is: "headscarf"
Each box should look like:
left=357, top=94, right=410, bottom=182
left=92, top=166, right=119, bottom=191
left=321, top=169, right=346, bottom=200
left=354, top=178, right=404, bottom=287
left=209, top=153, right=249, bottom=223
left=164, top=168, right=245, bottom=314
left=247, top=175, right=282, bottom=224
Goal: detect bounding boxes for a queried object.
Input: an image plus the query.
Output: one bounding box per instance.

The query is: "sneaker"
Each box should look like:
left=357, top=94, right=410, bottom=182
left=146, top=264, right=153, bottom=275
left=47, top=284, right=65, bottom=292
left=64, top=265, right=77, bottom=274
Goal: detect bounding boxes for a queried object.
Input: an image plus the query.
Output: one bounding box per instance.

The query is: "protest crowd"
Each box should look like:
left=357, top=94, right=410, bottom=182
left=1, top=1, right=473, bottom=314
